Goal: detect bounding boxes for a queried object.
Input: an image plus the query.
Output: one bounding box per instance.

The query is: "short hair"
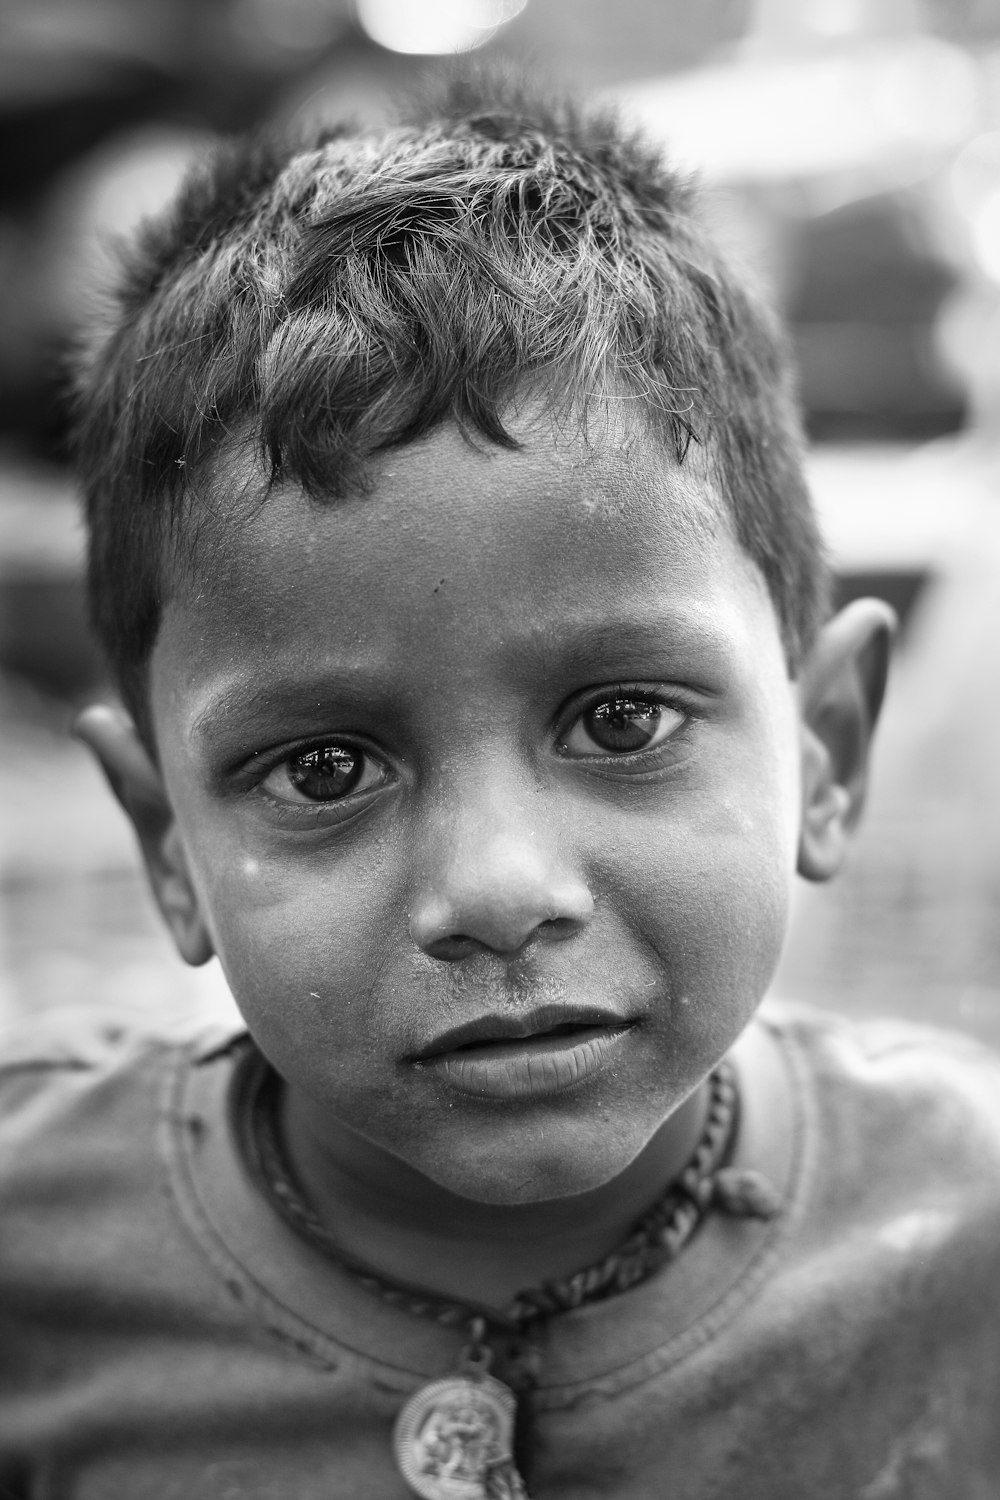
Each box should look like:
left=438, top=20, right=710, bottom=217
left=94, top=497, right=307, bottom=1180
left=73, top=69, right=828, bottom=733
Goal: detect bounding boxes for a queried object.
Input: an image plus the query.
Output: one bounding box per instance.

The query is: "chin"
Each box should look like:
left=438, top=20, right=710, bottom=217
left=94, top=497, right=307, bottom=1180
left=419, top=1133, right=633, bottom=1206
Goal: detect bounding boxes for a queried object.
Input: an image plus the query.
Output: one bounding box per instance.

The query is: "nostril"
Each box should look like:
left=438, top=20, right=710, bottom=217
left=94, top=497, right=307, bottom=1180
left=408, top=870, right=594, bottom=959
left=420, top=918, right=583, bottom=963
left=424, top=933, right=478, bottom=963
left=539, top=915, right=585, bottom=941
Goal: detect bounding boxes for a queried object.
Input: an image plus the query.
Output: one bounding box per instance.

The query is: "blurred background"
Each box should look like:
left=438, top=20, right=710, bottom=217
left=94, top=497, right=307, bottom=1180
left=2, top=0, right=999, bottom=1044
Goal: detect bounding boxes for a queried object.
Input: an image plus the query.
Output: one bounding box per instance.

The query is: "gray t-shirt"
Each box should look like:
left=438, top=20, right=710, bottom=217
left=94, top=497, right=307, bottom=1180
left=2, top=1000, right=1000, bottom=1497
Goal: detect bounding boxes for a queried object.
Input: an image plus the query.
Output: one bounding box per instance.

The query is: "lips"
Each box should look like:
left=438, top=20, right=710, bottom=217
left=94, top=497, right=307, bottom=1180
left=413, top=1005, right=634, bottom=1100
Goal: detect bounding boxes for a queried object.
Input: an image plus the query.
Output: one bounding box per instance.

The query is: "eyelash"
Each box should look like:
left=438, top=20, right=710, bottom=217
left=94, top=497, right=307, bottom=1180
left=556, top=683, right=693, bottom=769
left=256, top=741, right=389, bottom=815
left=248, top=685, right=694, bottom=814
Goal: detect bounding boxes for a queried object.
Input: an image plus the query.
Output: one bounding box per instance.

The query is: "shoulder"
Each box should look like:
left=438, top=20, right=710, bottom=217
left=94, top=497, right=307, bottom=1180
left=0, top=1007, right=250, bottom=1318
left=0, top=1006, right=245, bottom=1170
left=761, top=996, right=1000, bottom=1101
left=759, top=998, right=1000, bottom=1197
left=0, top=1003, right=243, bottom=1072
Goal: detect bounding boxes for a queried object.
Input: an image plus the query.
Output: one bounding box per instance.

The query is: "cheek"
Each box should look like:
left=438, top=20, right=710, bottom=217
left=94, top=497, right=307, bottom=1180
left=185, top=837, right=394, bottom=1051
left=604, top=784, right=796, bottom=1014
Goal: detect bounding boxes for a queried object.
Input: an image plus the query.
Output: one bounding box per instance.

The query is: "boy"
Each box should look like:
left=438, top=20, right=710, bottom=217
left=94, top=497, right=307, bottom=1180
left=3, top=71, right=1000, bottom=1499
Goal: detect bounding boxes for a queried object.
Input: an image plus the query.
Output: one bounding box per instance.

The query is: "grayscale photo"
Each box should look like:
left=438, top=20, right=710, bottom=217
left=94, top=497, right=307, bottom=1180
left=2, top=1, right=1000, bottom=1494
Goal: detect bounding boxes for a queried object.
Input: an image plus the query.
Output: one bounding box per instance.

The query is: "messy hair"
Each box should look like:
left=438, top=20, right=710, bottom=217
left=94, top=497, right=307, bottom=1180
left=73, top=70, right=827, bottom=732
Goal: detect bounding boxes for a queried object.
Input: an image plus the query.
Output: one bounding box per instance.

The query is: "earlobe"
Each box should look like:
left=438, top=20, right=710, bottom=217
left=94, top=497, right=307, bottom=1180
left=74, top=705, right=214, bottom=966
left=797, top=598, right=897, bottom=883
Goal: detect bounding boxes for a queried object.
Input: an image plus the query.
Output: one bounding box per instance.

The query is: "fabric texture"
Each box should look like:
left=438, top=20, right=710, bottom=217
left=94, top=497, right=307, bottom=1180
left=2, top=1000, right=1000, bottom=1499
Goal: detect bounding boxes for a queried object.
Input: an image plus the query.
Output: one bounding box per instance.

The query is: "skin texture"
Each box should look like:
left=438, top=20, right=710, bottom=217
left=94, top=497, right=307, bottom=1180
left=80, top=415, right=893, bottom=1307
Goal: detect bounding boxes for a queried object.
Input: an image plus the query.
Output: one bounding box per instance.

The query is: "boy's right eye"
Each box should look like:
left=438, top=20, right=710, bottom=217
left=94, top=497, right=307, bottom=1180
left=260, top=744, right=385, bottom=804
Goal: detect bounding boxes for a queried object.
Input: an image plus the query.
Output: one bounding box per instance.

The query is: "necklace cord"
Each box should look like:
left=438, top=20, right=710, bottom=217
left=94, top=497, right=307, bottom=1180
left=237, top=1050, right=778, bottom=1343
left=235, top=1051, right=780, bottom=1500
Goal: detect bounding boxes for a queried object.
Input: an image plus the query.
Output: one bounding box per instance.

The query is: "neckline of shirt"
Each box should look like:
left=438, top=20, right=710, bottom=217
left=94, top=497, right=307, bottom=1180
left=160, top=1006, right=807, bottom=1406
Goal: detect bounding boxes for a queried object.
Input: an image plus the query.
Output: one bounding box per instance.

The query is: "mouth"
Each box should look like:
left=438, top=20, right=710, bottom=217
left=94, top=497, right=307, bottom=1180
left=413, top=1006, right=634, bottom=1100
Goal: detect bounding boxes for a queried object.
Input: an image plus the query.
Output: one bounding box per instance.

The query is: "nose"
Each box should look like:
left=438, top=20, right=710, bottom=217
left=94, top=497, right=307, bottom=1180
left=408, top=779, right=594, bottom=961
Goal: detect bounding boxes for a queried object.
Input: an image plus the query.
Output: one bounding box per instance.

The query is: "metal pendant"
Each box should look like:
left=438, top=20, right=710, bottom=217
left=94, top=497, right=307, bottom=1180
left=392, top=1371, right=528, bottom=1499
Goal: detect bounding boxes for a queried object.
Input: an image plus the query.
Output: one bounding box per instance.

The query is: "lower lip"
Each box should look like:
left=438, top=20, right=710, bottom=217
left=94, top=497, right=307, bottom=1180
left=422, top=1026, right=630, bottom=1100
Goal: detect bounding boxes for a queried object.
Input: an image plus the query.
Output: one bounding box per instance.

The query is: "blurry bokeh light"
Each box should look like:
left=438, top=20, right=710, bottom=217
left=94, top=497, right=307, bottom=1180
left=355, top=0, right=527, bottom=55
left=616, top=34, right=976, bottom=183
left=946, top=133, right=1000, bottom=283
left=970, top=188, right=1000, bottom=281
left=748, top=0, right=923, bottom=49
left=950, top=132, right=1000, bottom=218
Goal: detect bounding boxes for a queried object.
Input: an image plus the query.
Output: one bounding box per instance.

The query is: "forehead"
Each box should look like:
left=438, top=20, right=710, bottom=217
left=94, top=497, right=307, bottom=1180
left=151, top=417, right=781, bottom=733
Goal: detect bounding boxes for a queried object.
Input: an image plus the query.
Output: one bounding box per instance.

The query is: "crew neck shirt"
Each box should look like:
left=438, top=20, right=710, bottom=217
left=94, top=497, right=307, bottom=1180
left=2, top=1000, right=1000, bottom=1497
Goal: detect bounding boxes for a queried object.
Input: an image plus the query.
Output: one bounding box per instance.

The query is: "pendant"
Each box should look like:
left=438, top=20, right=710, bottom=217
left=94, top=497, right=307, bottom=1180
left=393, top=1371, right=529, bottom=1499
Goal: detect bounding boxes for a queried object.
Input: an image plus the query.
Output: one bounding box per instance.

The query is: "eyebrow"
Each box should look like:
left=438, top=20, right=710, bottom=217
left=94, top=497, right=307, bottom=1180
left=543, top=609, right=734, bottom=673
left=188, top=670, right=398, bottom=747
left=187, top=605, right=734, bottom=746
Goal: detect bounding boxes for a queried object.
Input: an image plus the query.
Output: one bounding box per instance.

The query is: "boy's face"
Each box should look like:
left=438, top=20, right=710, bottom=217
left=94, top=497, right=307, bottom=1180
left=147, top=416, right=804, bottom=1205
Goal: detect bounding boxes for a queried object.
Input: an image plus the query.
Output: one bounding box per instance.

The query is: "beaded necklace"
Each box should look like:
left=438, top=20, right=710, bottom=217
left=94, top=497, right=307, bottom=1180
left=240, top=1053, right=780, bottom=1500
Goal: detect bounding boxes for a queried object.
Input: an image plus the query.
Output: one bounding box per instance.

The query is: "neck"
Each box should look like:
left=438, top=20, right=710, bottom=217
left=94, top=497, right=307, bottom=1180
left=275, top=1080, right=711, bottom=1312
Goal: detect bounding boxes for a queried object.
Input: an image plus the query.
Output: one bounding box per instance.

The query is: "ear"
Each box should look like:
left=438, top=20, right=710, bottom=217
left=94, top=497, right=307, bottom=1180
left=74, top=705, right=214, bottom=966
left=797, top=598, right=897, bottom=883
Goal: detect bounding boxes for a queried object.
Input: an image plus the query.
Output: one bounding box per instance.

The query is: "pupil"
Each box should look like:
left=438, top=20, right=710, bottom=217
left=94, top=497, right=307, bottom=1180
left=288, top=746, right=360, bottom=800
left=587, top=698, right=660, bottom=752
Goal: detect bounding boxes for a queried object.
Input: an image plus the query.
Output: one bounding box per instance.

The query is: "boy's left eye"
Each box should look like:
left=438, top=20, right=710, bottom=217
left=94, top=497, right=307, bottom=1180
left=260, top=744, right=385, bottom=804
left=560, top=695, right=685, bottom=758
